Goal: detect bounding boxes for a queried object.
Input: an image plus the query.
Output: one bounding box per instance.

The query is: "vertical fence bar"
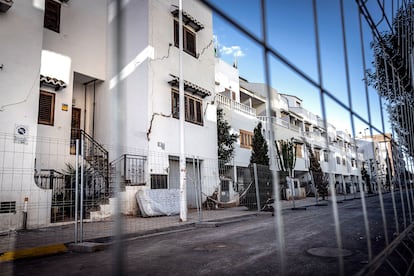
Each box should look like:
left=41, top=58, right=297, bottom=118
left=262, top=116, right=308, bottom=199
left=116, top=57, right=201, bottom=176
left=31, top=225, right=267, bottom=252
left=80, top=137, right=84, bottom=243
left=74, top=139, right=79, bottom=243
left=114, top=0, right=125, bottom=274
left=192, top=156, right=200, bottom=222
left=253, top=163, right=260, bottom=212
left=258, top=0, right=285, bottom=273
left=197, top=157, right=203, bottom=222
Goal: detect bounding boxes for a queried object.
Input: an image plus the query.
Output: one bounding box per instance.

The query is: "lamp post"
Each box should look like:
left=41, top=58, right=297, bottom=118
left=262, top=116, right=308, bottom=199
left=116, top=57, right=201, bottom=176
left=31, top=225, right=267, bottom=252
left=364, top=127, right=369, bottom=138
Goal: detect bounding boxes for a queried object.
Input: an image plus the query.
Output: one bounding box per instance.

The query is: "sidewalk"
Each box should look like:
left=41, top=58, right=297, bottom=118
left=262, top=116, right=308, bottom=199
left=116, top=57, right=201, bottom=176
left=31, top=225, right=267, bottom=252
left=0, top=195, right=356, bottom=262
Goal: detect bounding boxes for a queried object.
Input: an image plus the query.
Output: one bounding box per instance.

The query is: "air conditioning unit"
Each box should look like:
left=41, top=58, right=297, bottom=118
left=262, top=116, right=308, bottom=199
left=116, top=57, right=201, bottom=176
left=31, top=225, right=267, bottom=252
left=0, top=0, right=13, bottom=13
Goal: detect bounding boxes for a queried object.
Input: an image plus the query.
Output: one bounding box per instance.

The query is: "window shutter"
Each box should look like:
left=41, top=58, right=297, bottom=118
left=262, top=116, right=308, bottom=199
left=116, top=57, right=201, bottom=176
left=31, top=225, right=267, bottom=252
left=185, top=30, right=196, bottom=55
left=174, top=20, right=179, bottom=47
left=38, top=91, right=55, bottom=125
left=44, top=0, right=61, bottom=33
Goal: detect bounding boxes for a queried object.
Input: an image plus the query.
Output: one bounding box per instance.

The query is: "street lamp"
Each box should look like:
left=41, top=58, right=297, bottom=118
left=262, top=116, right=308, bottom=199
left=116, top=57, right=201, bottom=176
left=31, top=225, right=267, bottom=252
left=364, top=127, right=369, bottom=138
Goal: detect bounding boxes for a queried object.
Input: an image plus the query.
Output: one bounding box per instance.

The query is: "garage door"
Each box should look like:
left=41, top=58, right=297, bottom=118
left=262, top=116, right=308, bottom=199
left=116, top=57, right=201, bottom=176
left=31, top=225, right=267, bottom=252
left=169, top=158, right=201, bottom=208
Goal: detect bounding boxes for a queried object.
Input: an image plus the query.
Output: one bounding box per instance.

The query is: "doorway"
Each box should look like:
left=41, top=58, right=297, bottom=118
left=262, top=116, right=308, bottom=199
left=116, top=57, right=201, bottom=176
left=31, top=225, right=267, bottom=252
left=70, top=107, right=81, bottom=154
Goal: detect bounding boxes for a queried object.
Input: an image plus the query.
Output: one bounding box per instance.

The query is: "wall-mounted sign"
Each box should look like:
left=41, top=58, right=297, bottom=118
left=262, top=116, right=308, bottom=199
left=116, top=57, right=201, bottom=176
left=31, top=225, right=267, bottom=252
left=61, top=103, right=68, bottom=111
left=14, top=124, right=29, bottom=144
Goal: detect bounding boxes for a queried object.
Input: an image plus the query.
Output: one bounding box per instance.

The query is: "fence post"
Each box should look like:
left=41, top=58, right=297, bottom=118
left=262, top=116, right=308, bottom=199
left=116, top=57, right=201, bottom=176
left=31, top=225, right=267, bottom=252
left=74, top=139, right=79, bottom=243
left=197, top=157, right=203, bottom=222
left=80, top=137, right=84, bottom=243
left=253, top=163, right=261, bottom=212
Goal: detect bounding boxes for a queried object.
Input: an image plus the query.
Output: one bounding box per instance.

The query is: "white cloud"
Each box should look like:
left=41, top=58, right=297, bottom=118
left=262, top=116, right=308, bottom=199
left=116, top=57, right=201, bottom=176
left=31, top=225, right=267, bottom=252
left=220, top=45, right=245, bottom=57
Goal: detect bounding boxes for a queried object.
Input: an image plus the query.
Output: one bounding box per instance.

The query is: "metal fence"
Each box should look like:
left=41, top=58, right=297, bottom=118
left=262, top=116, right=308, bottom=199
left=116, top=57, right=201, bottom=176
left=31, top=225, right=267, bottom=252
left=1, top=0, right=414, bottom=275
left=199, top=0, right=414, bottom=275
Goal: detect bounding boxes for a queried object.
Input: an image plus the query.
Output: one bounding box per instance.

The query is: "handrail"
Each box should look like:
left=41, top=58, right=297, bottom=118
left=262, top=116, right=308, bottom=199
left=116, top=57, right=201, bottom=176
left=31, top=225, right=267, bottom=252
left=110, top=154, right=147, bottom=185
left=71, top=128, right=109, bottom=193
left=79, top=129, right=108, bottom=156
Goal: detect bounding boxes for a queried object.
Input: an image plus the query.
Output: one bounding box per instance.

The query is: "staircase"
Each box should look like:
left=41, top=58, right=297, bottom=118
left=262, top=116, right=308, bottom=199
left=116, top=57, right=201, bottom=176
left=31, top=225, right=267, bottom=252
left=71, top=128, right=110, bottom=213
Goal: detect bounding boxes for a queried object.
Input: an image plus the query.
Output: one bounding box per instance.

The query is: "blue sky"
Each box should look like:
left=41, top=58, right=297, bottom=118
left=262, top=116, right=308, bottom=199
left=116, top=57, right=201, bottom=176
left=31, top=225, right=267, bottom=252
left=209, top=0, right=396, bottom=137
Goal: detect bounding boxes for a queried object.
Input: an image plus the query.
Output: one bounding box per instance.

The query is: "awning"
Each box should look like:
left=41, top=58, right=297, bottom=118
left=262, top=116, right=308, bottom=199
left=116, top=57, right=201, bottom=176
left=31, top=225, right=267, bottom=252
left=171, top=9, right=204, bottom=32
left=40, top=74, right=67, bottom=91
left=168, top=74, right=211, bottom=98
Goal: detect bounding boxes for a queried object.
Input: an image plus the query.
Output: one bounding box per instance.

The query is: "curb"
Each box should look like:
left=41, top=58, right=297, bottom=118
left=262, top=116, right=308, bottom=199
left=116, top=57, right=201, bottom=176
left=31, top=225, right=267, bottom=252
left=0, top=243, right=67, bottom=263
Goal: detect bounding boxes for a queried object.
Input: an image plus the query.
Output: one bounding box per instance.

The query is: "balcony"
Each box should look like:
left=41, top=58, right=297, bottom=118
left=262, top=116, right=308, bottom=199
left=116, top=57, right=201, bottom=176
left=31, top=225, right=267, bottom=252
left=257, top=116, right=301, bottom=132
left=216, top=94, right=256, bottom=117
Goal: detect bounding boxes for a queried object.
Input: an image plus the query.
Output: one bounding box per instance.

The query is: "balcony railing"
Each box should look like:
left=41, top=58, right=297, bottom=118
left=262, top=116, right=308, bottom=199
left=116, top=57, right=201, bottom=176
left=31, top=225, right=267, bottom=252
left=257, top=116, right=300, bottom=132
left=216, top=94, right=256, bottom=117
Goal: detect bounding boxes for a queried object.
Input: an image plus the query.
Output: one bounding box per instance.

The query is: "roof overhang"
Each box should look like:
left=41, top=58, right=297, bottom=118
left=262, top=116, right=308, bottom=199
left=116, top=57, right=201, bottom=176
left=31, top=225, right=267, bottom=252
left=171, top=9, right=204, bottom=32
left=289, top=111, right=303, bottom=120
left=40, top=74, right=67, bottom=91
left=168, top=74, right=211, bottom=98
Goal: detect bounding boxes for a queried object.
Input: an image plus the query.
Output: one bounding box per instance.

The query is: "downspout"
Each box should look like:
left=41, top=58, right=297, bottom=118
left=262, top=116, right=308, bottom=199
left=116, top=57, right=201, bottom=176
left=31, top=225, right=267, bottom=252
left=84, top=83, right=87, bottom=131
left=93, top=80, right=96, bottom=139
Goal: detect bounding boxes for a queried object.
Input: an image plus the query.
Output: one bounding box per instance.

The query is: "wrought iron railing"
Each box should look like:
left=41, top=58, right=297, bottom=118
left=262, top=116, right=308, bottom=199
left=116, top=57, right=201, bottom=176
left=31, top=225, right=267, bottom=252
left=71, top=128, right=109, bottom=194
left=110, top=154, right=147, bottom=187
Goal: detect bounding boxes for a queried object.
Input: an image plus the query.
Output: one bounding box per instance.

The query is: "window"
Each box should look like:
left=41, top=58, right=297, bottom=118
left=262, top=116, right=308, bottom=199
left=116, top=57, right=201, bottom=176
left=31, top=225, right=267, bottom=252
left=0, top=201, right=16, bottom=214
left=351, top=159, right=356, bottom=168
left=336, top=156, right=341, bottom=165
left=314, top=149, right=320, bottom=161
left=44, top=0, right=61, bottom=33
left=240, top=129, right=253, bottom=149
left=323, top=151, right=329, bottom=162
left=171, top=89, right=203, bottom=125
left=296, top=144, right=303, bottom=158
left=174, top=20, right=196, bottom=57
left=342, top=158, right=346, bottom=166
left=151, top=174, right=168, bottom=189
left=38, top=91, right=55, bottom=126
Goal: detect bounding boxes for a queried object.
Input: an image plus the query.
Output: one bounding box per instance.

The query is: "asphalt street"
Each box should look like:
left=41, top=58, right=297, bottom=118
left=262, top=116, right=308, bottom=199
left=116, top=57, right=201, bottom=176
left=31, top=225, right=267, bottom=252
left=1, top=192, right=410, bottom=276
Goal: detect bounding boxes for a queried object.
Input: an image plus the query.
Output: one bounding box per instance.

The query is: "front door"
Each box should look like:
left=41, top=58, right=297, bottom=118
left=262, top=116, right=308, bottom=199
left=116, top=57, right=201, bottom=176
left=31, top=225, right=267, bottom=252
left=70, top=107, right=81, bottom=154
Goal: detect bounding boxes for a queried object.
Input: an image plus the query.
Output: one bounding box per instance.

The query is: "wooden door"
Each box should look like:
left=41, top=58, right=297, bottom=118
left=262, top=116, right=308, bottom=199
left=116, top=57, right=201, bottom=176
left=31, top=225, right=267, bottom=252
left=70, top=107, right=81, bottom=154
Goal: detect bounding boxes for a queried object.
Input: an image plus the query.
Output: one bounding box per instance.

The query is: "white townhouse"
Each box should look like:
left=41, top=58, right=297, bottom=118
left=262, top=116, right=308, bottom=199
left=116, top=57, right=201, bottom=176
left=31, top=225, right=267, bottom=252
left=214, top=59, right=261, bottom=200
left=0, top=0, right=218, bottom=231
left=1, top=0, right=107, bottom=230
left=356, top=133, right=399, bottom=192
left=98, top=0, right=218, bottom=213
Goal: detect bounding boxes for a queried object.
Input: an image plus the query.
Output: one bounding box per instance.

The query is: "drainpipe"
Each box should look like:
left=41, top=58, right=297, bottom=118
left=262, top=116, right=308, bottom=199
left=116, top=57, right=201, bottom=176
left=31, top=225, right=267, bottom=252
left=84, top=83, right=87, bottom=131
left=92, top=80, right=96, bottom=139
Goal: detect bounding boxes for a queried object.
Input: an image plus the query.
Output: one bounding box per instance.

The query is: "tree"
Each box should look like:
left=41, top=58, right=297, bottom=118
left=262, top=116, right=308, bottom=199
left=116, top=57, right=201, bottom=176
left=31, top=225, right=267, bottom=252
left=307, top=145, right=328, bottom=200
left=250, top=122, right=269, bottom=166
left=275, top=138, right=297, bottom=178
left=361, top=165, right=372, bottom=194
left=217, top=108, right=239, bottom=163
left=367, top=6, right=414, bottom=156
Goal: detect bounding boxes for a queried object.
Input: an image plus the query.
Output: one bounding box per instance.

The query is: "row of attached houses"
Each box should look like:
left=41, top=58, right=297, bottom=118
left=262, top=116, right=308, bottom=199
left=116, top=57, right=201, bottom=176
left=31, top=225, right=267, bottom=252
left=214, top=57, right=400, bottom=199
left=0, top=0, right=399, bottom=231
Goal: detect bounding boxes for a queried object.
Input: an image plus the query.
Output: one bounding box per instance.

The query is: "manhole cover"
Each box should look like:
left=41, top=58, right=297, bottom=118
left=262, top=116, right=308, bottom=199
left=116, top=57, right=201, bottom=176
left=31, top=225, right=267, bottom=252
left=204, top=243, right=228, bottom=250
left=307, top=247, right=353, bottom=258
left=193, top=242, right=231, bottom=252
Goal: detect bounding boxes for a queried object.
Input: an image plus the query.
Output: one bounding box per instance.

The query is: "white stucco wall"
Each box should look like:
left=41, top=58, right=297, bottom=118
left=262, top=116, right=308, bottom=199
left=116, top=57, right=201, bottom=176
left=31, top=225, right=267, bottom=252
left=38, top=0, right=107, bottom=149
left=97, top=0, right=150, bottom=158
left=147, top=0, right=217, bottom=171
left=0, top=1, right=53, bottom=231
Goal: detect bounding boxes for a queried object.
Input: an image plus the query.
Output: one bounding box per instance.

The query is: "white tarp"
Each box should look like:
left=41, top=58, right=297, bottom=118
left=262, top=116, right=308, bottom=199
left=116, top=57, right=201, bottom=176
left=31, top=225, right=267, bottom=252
left=136, top=189, right=180, bottom=217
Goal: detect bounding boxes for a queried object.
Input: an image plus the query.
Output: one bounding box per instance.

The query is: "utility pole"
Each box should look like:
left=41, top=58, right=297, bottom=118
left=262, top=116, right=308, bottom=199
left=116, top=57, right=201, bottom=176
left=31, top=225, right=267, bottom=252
left=178, top=0, right=187, bottom=222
